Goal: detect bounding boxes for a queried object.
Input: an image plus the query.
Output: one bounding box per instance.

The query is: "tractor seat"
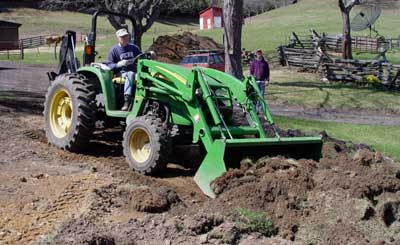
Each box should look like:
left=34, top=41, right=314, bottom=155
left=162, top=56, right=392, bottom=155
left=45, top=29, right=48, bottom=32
left=112, top=77, right=126, bottom=84
left=112, top=73, right=138, bottom=84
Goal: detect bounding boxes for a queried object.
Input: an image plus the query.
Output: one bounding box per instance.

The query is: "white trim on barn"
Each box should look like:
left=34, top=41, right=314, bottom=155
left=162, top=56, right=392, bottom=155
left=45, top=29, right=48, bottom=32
left=200, top=17, right=204, bottom=30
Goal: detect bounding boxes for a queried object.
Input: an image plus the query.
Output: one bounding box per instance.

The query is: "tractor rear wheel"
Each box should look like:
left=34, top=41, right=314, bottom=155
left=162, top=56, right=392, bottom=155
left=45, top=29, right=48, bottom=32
left=123, top=115, right=171, bottom=174
left=44, top=73, right=97, bottom=151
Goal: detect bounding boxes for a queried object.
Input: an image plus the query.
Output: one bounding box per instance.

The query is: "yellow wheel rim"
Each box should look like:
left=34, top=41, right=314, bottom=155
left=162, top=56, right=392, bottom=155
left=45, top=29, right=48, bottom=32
left=49, top=88, right=73, bottom=138
left=129, top=128, right=151, bottom=164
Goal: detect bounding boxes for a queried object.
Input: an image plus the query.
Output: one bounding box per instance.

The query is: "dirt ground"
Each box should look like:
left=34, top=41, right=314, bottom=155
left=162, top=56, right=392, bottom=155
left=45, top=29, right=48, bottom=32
left=0, top=61, right=400, bottom=244
left=149, top=32, right=223, bottom=64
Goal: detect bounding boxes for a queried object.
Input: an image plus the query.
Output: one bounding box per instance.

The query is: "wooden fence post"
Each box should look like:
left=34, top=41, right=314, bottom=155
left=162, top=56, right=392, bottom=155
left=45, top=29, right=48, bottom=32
left=20, top=45, right=24, bottom=60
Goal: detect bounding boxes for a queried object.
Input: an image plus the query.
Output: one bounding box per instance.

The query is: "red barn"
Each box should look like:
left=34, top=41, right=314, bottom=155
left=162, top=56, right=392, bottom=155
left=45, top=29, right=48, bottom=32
left=199, top=7, right=223, bottom=30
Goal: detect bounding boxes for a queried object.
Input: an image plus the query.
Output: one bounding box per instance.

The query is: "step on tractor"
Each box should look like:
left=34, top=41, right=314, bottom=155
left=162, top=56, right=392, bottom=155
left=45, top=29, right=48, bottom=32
left=44, top=11, right=323, bottom=198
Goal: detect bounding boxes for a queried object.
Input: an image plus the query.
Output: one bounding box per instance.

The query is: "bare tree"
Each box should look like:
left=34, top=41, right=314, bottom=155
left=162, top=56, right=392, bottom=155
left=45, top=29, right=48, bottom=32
left=41, top=0, right=165, bottom=49
left=210, top=0, right=219, bottom=6
left=338, top=0, right=361, bottom=59
left=243, top=0, right=273, bottom=17
left=104, top=0, right=165, bottom=49
left=223, top=0, right=243, bottom=79
left=40, top=0, right=99, bottom=12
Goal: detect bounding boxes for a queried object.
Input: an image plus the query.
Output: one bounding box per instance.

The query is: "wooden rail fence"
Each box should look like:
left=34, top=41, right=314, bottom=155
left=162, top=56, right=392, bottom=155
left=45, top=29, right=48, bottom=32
left=323, top=60, right=400, bottom=89
left=19, top=36, right=47, bottom=49
left=288, top=31, right=399, bottom=54
left=279, top=31, right=400, bottom=90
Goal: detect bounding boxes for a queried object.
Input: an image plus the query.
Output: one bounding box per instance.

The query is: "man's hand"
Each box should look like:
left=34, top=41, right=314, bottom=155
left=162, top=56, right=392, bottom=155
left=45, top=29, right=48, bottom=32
left=125, top=58, right=135, bottom=66
left=116, top=60, right=129, bottom=68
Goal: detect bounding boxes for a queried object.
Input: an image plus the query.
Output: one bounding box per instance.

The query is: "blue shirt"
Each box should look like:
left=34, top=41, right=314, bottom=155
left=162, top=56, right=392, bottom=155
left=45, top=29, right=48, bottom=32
left=106, top=43, right=142, bottom=73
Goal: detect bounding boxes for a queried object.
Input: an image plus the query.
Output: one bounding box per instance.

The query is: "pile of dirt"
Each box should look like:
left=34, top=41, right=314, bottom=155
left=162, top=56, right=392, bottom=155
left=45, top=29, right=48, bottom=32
left=209, top=138, right=400, bottom=243
left=36, top=134, right=400, bottom=244
left=0, top=100, right=399, bottom=244
left=148, top=32, right=223, bottom=64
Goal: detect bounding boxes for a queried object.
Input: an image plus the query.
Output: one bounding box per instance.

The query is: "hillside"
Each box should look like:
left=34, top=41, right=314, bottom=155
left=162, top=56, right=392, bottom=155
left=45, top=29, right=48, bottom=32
left=1, top=0, right=399, bottom=52
left=199, top=0, right=400, bottom=53
left=0, top=8, right=198, bottom=64
left=0, top=8, right=198, bottom=40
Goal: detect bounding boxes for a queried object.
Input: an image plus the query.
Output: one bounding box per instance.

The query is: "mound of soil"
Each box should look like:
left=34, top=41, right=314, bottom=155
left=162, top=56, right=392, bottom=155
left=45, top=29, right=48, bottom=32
left=36, top=134, right=400, bottom=245
left=0, top=102, right=399, bottom=244
left=148, top=32, right=223, bottom=64
left=210, top=138, right=400, bottom=243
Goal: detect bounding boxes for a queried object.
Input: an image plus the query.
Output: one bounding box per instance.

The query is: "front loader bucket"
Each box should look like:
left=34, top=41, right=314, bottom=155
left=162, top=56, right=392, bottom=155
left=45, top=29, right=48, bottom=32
left=194, top=136, right=323, bottom=198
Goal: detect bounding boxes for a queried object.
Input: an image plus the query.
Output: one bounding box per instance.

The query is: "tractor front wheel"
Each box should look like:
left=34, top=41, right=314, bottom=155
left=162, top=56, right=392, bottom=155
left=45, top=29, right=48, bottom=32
left=123, top=115, right=170, bottom=174
left=44, top=73, right=96, bottom=151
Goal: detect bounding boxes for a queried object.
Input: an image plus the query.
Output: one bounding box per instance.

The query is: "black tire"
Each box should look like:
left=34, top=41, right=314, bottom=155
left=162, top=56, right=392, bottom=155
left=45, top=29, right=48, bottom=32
left=44, top=73, right=97, bottom=151
left=123, top=115, right=171, bottom=174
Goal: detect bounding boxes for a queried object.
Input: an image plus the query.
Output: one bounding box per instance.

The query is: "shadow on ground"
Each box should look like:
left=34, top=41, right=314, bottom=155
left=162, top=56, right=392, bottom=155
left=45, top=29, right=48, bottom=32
left=84, top=130, right=198, bottom=178
left=0, top=67, right=17, bottom=71
left=272, top=81, right=400, bottom=93
left=0, top=90, right=44, bottom=114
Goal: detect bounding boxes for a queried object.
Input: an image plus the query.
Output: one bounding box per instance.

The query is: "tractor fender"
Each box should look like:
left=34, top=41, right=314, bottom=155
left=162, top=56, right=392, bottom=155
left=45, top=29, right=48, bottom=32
left=78, top=66, right=118, bottom=112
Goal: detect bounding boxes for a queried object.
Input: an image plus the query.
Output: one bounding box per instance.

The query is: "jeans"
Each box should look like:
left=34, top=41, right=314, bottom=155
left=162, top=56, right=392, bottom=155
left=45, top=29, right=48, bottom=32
left=122, top=71, right=135, bottom=96
left=256, top=80, right=266, bottom=113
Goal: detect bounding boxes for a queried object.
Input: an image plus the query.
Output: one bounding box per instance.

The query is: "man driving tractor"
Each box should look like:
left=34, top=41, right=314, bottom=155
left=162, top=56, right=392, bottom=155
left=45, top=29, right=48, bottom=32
left=107, top=28, right=142, bottom=111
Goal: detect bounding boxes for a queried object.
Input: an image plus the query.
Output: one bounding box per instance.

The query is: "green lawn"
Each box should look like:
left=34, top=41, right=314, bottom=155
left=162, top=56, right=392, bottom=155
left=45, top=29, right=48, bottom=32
left=2, top=0, right=400, bottom=64
left=266, top=68, right=400, bottom=114
left=0, top=8, right=197, bottom=38
left=354, top=50, right=400, bottom=64
left=0, top=8, right=198, bottom=65
left=275, top=116, right=400, bottom=161
left=199, top=0, right=400, bottom=54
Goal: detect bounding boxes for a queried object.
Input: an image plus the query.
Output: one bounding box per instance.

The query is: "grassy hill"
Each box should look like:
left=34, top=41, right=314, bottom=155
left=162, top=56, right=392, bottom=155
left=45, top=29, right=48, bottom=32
left=0, top=8, right=198, bottom=64
left=200, top=0, right=400, bottom=53
left=0, top=8, right=198, bottom=39
left=1, top=0, right=399, bottom=63
left=1, top=5, right=398, bottom=62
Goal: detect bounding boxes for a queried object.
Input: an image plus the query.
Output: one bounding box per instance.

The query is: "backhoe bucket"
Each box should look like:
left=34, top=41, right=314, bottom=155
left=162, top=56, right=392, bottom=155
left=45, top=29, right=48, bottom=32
left=194, top=136, right=323, bottom=198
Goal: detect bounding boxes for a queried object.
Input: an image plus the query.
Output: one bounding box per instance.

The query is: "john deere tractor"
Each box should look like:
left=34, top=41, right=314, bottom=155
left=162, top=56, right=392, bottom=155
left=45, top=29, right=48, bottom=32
left=44, top=11, right=323, bottom=198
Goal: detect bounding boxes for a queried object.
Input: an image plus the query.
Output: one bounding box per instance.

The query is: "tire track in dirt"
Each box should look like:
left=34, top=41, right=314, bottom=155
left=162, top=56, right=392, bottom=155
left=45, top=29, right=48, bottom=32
left=2, top=175, right=108, bottom=244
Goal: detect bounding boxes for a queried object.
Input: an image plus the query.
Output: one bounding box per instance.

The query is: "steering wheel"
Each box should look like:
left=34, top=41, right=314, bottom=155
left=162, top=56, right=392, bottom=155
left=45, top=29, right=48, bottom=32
left=122, top=51, right=156, bottom=67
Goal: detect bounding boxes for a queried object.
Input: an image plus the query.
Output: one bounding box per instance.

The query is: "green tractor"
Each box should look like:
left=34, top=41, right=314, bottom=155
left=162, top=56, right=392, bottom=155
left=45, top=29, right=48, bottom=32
left=44, top=11, right=323, bottom=198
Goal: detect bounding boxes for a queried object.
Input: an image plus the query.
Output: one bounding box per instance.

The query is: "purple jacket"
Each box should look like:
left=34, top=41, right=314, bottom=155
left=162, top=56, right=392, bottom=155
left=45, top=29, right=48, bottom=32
left=250, top=58, right=270, bottom=81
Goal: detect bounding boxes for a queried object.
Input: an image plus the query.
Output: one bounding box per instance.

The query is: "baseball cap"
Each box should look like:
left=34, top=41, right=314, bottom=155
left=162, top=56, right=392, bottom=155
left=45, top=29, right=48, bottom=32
left=116, top=28, right=129, bottom=37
